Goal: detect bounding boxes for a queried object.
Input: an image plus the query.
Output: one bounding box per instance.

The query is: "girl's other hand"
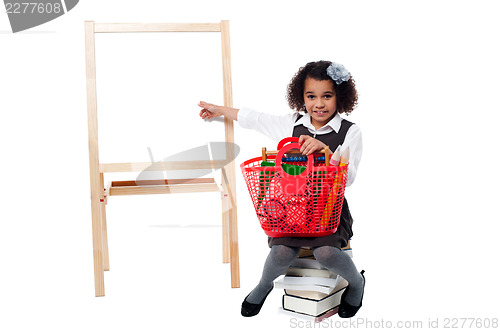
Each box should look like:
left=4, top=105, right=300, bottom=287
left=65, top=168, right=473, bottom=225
left=298, top=135, right=328, bottom=155
left=199, top=101, right=223, bottom=119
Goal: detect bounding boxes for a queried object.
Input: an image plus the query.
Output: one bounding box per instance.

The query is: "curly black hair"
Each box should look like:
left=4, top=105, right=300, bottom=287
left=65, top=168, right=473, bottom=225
left=286, top=60, right=358, bottom=115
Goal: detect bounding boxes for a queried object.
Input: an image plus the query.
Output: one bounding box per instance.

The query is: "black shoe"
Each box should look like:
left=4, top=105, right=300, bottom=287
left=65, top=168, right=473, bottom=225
left=338, top=270, right=365, bottom=318
left=241, top=287, right=273, bottom=317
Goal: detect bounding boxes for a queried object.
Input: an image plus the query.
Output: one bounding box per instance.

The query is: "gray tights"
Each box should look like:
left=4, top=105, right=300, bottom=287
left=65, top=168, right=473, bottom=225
left=246, top=245, right=364, bottom=306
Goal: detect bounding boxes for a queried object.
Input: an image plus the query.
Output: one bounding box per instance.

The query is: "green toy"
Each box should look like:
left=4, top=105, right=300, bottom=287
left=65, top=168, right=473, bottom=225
left=258, top=161, right=307, bottom=206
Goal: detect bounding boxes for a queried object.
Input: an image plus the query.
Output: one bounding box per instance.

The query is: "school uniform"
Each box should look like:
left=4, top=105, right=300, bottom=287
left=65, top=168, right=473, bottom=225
left=238, top=107, right=362, bottom=249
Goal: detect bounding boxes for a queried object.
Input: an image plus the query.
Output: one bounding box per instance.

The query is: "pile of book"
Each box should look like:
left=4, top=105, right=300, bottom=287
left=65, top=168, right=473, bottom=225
left=275, top=243, right=353, bottom=321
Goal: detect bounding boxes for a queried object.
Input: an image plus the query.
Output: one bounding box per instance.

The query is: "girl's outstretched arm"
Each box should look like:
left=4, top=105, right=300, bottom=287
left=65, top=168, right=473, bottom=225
left=200, top=103, right=297, bottom=143
left=198, top=101, right=239, bottom=121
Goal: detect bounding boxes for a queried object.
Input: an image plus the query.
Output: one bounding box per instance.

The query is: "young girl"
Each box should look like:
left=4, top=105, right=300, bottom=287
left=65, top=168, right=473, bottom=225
left=199, top=60, right=365, bottom=318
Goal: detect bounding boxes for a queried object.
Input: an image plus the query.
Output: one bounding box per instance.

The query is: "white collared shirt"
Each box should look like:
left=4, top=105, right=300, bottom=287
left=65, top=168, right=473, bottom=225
left=238, top=107, right=362, bottom=186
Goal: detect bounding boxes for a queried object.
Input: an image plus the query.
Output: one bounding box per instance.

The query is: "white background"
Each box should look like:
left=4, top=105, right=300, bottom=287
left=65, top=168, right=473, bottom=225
left=1, top=1, right=499, bottom=331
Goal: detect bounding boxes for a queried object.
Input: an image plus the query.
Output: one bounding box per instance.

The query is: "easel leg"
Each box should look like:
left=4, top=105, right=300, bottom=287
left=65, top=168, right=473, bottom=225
left=100, top=173, right=110, bottom=271
left=221, top=167, right=240, bottom=288
left=228, top=206, right=240, bottom=288
left=91, top=194, right=105, bottom=296
left=101, top=202, right=109, bottom=271
left=220, top=20, right=240, bottom=288
left=86, top=20, right=105, bottom=296
left=222, top=191, right=230, bottom=264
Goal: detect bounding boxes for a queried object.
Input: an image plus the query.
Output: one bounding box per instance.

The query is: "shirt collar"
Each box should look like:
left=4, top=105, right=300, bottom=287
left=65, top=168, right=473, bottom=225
left=294, top=112, right=342, bottom=133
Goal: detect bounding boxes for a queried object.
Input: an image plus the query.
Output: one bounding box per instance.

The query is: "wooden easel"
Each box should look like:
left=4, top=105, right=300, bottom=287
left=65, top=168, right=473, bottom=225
left=85, top=20, right=240, bottom=297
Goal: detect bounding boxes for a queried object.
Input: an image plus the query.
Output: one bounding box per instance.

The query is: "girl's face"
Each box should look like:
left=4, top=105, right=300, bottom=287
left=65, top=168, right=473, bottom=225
left=303, top=77, right=337, bottom=129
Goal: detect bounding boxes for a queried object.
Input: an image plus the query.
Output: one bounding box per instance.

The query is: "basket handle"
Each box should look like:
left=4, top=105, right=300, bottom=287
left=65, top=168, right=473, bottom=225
left=277, top=137, right=299, bottom=150
left=276, top=136, right=331, bottom=166
left=275, top=142, right=314, bottom=180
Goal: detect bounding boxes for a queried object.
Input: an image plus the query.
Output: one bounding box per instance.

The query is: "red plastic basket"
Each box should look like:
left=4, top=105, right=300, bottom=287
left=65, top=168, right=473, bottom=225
left=240, top=137, right=348, bottom=237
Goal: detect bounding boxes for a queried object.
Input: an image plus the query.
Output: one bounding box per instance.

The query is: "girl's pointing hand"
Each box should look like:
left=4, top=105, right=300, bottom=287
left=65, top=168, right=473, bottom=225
left=199, top=101, right=223, bottom=119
